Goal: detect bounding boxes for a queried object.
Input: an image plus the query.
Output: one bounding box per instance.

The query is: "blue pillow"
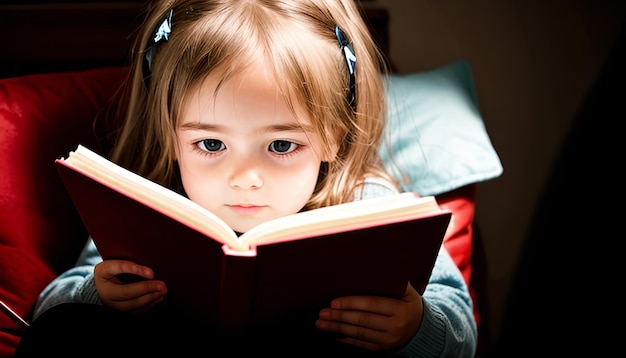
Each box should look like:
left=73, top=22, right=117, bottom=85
left=380, top=60, right=503, bottom=196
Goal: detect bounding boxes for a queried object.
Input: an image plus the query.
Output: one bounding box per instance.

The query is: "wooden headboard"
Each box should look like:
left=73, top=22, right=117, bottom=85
left=0, top=1, right=389, bottom=79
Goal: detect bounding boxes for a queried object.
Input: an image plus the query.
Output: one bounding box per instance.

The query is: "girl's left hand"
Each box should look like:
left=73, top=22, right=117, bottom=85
left=315, top=282, right=423, bottom=352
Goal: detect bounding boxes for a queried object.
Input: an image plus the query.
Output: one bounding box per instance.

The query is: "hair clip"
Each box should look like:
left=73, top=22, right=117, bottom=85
left=335, top=25, right=356, bottom=112
left=143, top=9, right=174, bottom=85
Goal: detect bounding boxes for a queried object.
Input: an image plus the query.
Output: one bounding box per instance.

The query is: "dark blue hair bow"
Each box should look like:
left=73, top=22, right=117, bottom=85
left=143, top=9, right=173, bottom=86
left=335, top=25, right=356, bottom=112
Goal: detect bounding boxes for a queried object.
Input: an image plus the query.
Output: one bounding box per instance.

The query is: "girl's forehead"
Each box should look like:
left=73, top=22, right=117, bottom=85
left=183, top=58, right=313, bottom=125
left=194, top=57, right=279, bottom=96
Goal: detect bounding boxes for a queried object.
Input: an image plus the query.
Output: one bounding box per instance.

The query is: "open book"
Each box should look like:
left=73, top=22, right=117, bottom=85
left=55, top=144, right=452, bottom=331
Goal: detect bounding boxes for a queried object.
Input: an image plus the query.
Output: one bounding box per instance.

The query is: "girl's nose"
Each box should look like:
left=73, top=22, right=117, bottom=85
left=229, top=163, right=263, bottom=190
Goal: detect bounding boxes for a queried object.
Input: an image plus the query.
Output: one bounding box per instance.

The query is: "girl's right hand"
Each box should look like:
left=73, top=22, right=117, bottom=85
left=93, top=259, right=167, bottom=313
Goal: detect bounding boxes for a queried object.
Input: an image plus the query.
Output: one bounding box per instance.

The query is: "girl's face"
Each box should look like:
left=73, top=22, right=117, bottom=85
left=176, top=62, right=327, bottom=233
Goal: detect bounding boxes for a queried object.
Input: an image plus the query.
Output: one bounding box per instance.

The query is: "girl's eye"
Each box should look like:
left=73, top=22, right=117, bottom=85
left=197, top=139, right=226, bottom=153
left=268, top=140, right=299, bottom=154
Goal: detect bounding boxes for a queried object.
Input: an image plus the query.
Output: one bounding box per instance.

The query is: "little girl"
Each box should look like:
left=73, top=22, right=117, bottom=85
left=15, top=0, right=476, bottom=356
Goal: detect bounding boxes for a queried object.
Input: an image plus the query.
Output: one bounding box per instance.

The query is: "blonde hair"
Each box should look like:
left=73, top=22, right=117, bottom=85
left=111, top=0, right=398, bottom=209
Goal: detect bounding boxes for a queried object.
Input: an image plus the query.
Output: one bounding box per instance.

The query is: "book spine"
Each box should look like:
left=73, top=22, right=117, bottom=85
left=218, top=245, right=257, bottom=331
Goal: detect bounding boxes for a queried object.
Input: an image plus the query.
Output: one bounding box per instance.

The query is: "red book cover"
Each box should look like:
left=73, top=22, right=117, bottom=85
left=54, top=146, right=451, bottom=331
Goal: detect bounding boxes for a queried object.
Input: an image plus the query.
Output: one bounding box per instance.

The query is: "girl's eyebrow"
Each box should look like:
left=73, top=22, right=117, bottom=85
left=179, top=122, right=220, bottom=131
left=269, top=123, right=315, bottom=132
left=179, top=122, right=315, bottom=132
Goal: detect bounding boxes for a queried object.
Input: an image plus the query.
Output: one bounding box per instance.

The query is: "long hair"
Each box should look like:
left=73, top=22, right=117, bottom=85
left=110, top=0, right=398, bottom=209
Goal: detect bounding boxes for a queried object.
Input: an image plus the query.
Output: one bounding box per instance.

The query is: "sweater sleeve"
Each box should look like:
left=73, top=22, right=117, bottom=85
left=32, top=239, right=103, bottom=320
left=396, top=247, right=477, bottom=357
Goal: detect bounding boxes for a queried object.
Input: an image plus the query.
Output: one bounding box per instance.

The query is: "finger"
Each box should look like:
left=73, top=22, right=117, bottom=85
left=109, top=280, right=167, bottom=303
left=317, top=313, right=409, bottom=352
left=330, top=282, right=420, bottom=316
left=330, top=295, right=398, bottom=317
left=319, top=307, right=389, bottom=331
left=96, top=260, right=155, bottom=281
left=316, top=317, right=389, bottom=348
left=106, top=282, right=167, bottom=312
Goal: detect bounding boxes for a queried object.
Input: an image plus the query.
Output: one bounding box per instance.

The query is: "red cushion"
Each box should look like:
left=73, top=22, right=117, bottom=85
left=436, top=184, right=482, bottom=328
left=0, top=67, right=126, bottom=356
